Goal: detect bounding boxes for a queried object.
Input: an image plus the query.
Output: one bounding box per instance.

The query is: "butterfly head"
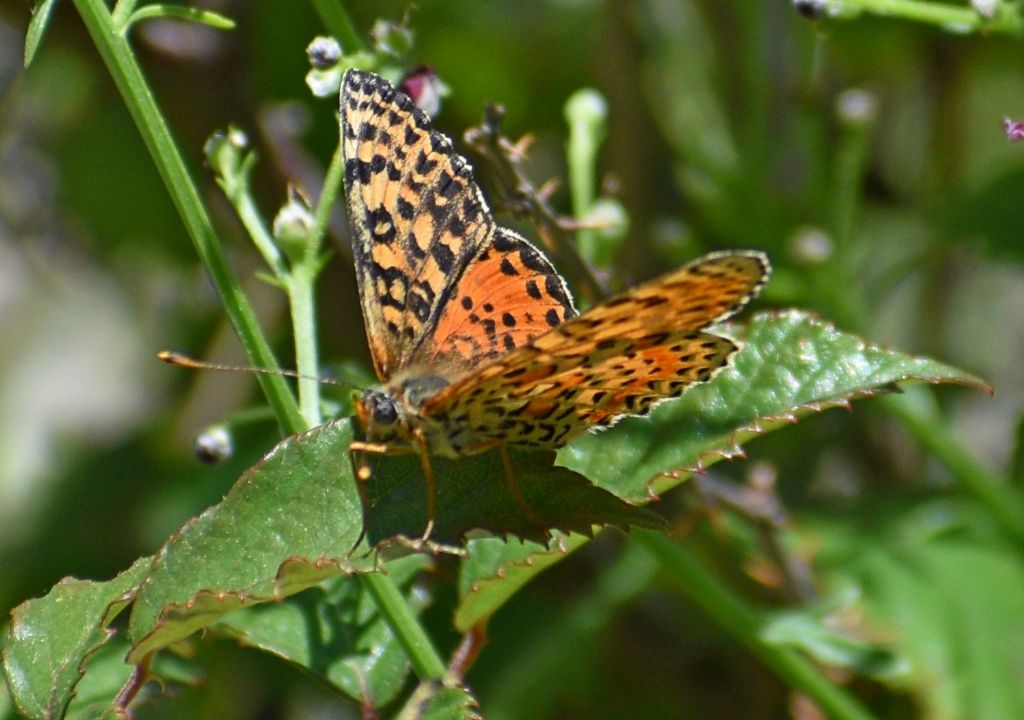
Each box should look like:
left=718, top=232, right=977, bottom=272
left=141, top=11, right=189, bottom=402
left=354, top=374, right=453, bottom=450
left=355, top=387, right=404, bottom=445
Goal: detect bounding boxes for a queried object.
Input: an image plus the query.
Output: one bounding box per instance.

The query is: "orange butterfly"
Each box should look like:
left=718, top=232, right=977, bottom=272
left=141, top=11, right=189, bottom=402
left=341, top=70, right=769, bottom=537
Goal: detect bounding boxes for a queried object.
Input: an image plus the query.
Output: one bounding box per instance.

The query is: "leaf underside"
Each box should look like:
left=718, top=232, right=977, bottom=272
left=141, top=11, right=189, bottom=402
left=359, top=447, right=665, bottom=549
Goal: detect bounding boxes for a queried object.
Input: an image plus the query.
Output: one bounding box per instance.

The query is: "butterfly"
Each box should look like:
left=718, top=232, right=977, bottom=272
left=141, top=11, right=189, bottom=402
left=340, top=70, right=769, bottom=535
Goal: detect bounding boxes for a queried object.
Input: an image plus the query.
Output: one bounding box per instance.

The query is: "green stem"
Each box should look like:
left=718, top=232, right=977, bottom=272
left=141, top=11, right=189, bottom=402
left=223, top=156, right=289, bottom=280
left=309, top=0, right=363, bottom=51
left=286, top=265, right=322, bottom=426
left=823, top=89, right=875, bottom=331
left=879, top=389, right=1024, bottom=545
left=564, top=89, right=605, bottom=263
left=72, top=0, right=306, bottom=435
left=831, top=0, right=1024, bottom=34
left=361, top=572, right=448, bottom=680
left=633, top=530, right=878, bottom=720
left=830, top=102, right=871, bottom=258
left=110, top=0, right=137, bottom=27
left=125, top=5, right=235, bottom=30
left=280, top=143, right=346, bottom=427
left=308, top=142, right=346, bottom=262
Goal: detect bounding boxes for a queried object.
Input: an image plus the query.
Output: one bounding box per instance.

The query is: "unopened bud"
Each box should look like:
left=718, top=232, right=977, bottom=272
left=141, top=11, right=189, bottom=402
left=371, top=18, right=414, bottom=58
left=273, top=185, right=315, bottom=257
left=307, top=36, right=341, bottom=69
left=793, top=0, right=829, bottom=20
left=836, top=88, right=878, bottom=126
left=195, top=424, right=233, bottom=464
left=204, top=125, right=249, bottom=178
left=789, top=226, right=833, bottom=264
left=400, top=66, right=449, bottom=117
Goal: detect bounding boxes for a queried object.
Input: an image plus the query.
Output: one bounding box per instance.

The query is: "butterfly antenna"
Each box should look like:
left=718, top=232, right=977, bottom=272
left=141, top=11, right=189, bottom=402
left=158, top=351, right=362, bottom=391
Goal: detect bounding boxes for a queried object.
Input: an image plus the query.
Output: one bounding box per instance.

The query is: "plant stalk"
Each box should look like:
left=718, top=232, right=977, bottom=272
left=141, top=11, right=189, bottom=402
left=361, top=572, right=448, bottom=680
left=633, top=530, right=878, bottom=720
left=72, top=0, right=306, bottom=434
left=73, top=0, right=448, bottom=687
left=880, top=390, right=1024, bottom=545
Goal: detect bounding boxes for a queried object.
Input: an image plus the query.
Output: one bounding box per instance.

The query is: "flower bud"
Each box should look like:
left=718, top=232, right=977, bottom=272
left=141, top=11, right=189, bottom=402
left=195, top=424, right=233, bottom=464
left=400, top=66, right=449, bottom=117
left=273, top=185, right=315, bottom=261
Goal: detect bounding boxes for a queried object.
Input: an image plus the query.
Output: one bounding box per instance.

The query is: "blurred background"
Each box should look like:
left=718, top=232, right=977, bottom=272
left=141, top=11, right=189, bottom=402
left=2, top=0, right=1023, bottom=718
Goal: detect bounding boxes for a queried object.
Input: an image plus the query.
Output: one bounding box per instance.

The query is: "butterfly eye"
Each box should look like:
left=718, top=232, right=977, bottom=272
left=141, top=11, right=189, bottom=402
left=362, top=390, right=399, bottom=426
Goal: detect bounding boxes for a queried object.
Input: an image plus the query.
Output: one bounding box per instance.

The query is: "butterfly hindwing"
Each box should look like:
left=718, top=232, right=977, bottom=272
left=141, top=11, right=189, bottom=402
left=422, top=252, right=770, bottom=449
left=341, top=69, right=495, bottom=380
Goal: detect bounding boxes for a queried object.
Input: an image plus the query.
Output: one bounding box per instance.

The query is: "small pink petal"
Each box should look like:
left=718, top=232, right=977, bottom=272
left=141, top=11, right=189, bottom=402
left=1003, top=117, right=1024, bottom=142
left=401, top=66, right=445, bottom=117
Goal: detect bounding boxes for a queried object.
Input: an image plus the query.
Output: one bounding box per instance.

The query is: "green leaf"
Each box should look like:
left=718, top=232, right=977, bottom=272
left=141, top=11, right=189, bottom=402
left=456, top=535, right=588, bottom=632
left=3, top=558, right=150, bottom=720
left=457, top=310, right=989, bottom=629
left=212, top=556, right=431, bottom=708
left=567, top=310, right=988, bottom=500
left=64, top=639, right=136, bottom=720
left=126, top=420, right=371, bottom=662
left=125, top=4, right=236, bottom=31
left=360, top=449, right=665, bottom=549
left=24, top=0, right=60, bottom=67
left=760, top=590, right=910, bottom=682
left=823, top=508, right=1024, bottom=720
left=395, top=682, right=480, bottom=720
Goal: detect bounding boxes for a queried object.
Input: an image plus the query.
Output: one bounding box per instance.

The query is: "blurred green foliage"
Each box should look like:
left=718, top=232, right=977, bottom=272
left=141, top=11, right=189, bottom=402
left=2, top=0, right=1024, bottom=718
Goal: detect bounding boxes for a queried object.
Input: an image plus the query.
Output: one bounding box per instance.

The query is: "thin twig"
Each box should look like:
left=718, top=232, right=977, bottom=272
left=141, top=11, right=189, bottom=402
left=693, top=472, right=817, bottom=604
left=464, top=104, right=607, bottom=302
left=447, top=624, right=489, bottom=681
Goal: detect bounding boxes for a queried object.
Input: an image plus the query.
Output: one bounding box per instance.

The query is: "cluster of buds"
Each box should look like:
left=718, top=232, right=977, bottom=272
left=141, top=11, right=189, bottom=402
left=303, top=19, right=448, bottom=118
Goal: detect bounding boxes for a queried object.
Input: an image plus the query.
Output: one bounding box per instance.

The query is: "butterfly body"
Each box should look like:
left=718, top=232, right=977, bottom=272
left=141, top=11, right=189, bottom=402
left=341, top=69, right=770, bottom=474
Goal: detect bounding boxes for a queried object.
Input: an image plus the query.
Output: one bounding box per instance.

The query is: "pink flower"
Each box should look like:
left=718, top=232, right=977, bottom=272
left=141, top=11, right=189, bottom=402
left=1003, top=117, right=1024, bottom=142
left=401, top=66, right=448, bottom=118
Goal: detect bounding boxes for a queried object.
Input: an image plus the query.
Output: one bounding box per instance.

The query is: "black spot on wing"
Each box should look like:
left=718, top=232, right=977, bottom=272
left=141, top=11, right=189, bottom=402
left=396, top=196, right=415, bottom=220
left=432, top=242, right=455, bottom=274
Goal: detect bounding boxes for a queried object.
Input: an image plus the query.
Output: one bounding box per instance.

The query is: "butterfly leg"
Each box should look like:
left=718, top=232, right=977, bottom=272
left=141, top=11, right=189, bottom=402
left=410, top=428, right=438, bottom=545
left=347, top=439, right=424, bottom=553
left=498, top=443, right=546, bottom=529
left=348, top=436, right=440, bottom=548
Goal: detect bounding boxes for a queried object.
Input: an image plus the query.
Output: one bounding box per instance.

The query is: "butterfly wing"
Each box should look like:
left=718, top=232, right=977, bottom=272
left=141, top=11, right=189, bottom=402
left=420, top=251, right=770, bottom=450
left=341, top=69, right=496, bottom=380
left=422, top=226, right=577, bottom=367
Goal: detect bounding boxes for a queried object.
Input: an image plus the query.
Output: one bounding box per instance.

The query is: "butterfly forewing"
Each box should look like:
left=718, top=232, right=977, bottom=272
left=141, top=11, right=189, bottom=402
left=341, top=70, right=496, bottom=380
